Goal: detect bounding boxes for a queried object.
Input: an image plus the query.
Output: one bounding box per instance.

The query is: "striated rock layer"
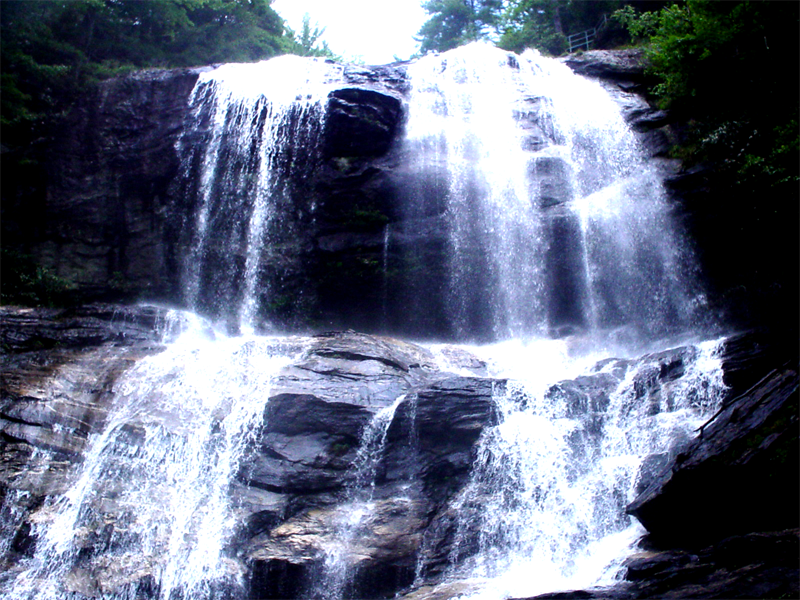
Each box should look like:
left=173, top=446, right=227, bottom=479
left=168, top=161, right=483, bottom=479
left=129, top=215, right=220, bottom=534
left=1, top=305, right=797, bottom=599
left=0, top=305, right=499, bottom=598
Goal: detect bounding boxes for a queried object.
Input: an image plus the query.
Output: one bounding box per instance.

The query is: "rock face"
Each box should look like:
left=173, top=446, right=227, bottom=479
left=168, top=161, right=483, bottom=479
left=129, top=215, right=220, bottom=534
left=0, top=305, right=500, bottom=599
left=518, top=331, right=800, bottom=600
left=2, top=69, right=206, bottom=304
left=2, top=50, right=690, bottom=340
left=2, top=307, right=797, bottom=599
left=628, top=351, right=799, bottom=547
left=619, top=332, right=799, bottom=598
left=561, top=49, right=673, bottom=159
left=1, top=62, right=412, bottom=327
left=2, top=48, right=797, bottom=600
left=526, top=530, right=800, bottom=600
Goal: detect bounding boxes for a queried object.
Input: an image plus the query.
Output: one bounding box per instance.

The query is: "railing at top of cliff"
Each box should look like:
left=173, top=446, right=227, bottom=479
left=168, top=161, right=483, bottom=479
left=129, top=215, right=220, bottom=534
left=567, top=14, right=608, bottom=53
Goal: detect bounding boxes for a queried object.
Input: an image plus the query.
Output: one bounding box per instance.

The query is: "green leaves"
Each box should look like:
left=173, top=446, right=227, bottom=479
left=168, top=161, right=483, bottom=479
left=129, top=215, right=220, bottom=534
left=284, top=13, right=336, bottom=58
left=614, top=0, right=798, bottom=182
left=499, top=0, right=567, bottom=55
left=1, top=0, right=289, bottom=74
left=0, top=0, right=296, bottom=142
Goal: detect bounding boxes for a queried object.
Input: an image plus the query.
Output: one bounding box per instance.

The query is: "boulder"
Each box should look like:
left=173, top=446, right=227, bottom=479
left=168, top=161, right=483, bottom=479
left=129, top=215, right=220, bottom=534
left=324, top=88, right=404, bottom=158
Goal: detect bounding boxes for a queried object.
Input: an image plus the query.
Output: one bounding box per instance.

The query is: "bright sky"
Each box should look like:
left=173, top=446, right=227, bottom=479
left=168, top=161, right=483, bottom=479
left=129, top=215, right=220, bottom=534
left=271, top=0, right=428, bottom=65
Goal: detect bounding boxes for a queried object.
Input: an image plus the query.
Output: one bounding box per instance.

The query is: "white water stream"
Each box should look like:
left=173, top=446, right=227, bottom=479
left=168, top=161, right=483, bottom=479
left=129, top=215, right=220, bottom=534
left=178, top=56, right=344, bottom=332
left=3, top=313, right=303, bottom=600
left=402, top=43, right=706, bottom=343
left=442, top=338, right=727, bottom=599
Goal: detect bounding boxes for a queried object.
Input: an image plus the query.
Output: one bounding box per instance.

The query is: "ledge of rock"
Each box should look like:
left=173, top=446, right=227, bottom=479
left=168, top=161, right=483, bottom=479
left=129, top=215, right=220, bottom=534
left=562, top=49, right=647, bottom=83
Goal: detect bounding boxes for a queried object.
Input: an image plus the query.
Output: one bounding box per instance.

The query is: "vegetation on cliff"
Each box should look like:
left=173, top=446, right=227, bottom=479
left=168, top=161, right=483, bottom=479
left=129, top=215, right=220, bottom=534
left=415, top=0, right=670, bottom=56
left=613, top=0, right=799, bottom=337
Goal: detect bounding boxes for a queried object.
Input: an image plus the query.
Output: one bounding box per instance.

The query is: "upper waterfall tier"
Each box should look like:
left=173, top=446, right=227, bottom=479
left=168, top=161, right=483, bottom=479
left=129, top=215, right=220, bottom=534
left=397, top=43, right=706, bottom=342
left=178, top=56, right=346, bottom=334
left=176, top=44, right=710, bottom=344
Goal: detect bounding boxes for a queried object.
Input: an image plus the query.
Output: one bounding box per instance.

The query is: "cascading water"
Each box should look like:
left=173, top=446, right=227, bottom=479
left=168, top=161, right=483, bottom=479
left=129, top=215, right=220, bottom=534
left=437, top=338, right=727, bottom=599
left=312, top=395, right=406, bottom=600
left=399, top=43, right=707, bottom=343
left=1, top=44, right=732, bottom=600
left=177, top=56, right=344, bottom=333
left=2, top=313, right=303, bottom=600
left=3, top=57, right=342, bottom=599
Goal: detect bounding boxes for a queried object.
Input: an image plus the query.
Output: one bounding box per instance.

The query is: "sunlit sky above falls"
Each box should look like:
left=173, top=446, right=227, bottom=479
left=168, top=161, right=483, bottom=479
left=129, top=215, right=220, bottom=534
left=271, top=0, right=428, bottom=64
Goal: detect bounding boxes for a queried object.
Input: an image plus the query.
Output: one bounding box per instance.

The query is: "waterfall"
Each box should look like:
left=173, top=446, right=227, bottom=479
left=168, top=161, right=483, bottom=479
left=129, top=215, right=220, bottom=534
left=440, top=338, right=727, bottom=599
left=177, top=56, right=343, bottom=333
left=0, top=45, right=734, bottom=600
left=2, top=313, right=302, bottom=600
left=313, top=395, right=406, bottom=600
left=399, top=43, right=707, bottom=344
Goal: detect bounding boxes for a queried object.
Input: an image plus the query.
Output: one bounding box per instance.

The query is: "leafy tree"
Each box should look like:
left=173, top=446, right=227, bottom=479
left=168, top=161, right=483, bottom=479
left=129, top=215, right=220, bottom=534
left=0, top=0, right=298, bottom=142
left=287, top=14, right=336, bottom=58
left=616, top=0, right=799, bottom=334
left=614, top=0, right=799, bottom=178
left=499, top=0, right=570, bottom=55
left=417, top=0, right=503, bottom=53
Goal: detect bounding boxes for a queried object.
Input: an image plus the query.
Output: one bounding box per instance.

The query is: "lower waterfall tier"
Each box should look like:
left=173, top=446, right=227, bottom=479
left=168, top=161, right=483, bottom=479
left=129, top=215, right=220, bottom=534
left=0, top=304, right=796, bottom=599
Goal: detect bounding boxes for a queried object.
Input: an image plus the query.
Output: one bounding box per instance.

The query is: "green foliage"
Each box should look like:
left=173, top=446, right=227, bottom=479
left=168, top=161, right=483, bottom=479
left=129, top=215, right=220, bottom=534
left=1, top=248, right=75, bottom=307
left=499, top=0, right=567, bottom=55
left=284, top=13, right=336, bottom=58
left=0, top=73, right=34, bottom=128
left=616, top=0, right=799, bottom=189
left=0, top=0, right=295, bottom=142
left=346, top=206, right=390, bottom=231
left=417, top=0, right=503, bottom=53
left=611, top=4, right=660, bottom=40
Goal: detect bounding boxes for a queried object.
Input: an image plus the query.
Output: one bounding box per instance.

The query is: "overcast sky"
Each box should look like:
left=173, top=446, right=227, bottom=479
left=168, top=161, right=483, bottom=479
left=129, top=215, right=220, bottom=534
left=271, top=0, right=428, bottom=64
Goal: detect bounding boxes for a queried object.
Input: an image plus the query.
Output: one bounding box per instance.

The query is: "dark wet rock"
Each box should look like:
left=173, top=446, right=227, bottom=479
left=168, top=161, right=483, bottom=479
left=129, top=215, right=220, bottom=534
left=0, top=312, right=492, bottom=596
left=342, top=63, right=410, bottom=94
left=627, top=361, right=799, bottom=547
left=518, top=530, right=800, bottom=600
left=2, top=69, right=204, bottom=304
left=2, top=308, right=797, bottom=599
left=384, top=377, right=501, bottom=487
left=0, top=304, right=177, bottom=353
left=0, top=305, right=176, bottom=457
left=623, top=529, right=800, bottom=599
left=528, top=155, right=574, bottom=207
left=324, top=88, right=404, bottom=158
left=245, top=366, right=502, bottom=593
left=0, top=64, right=411, bottom=324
